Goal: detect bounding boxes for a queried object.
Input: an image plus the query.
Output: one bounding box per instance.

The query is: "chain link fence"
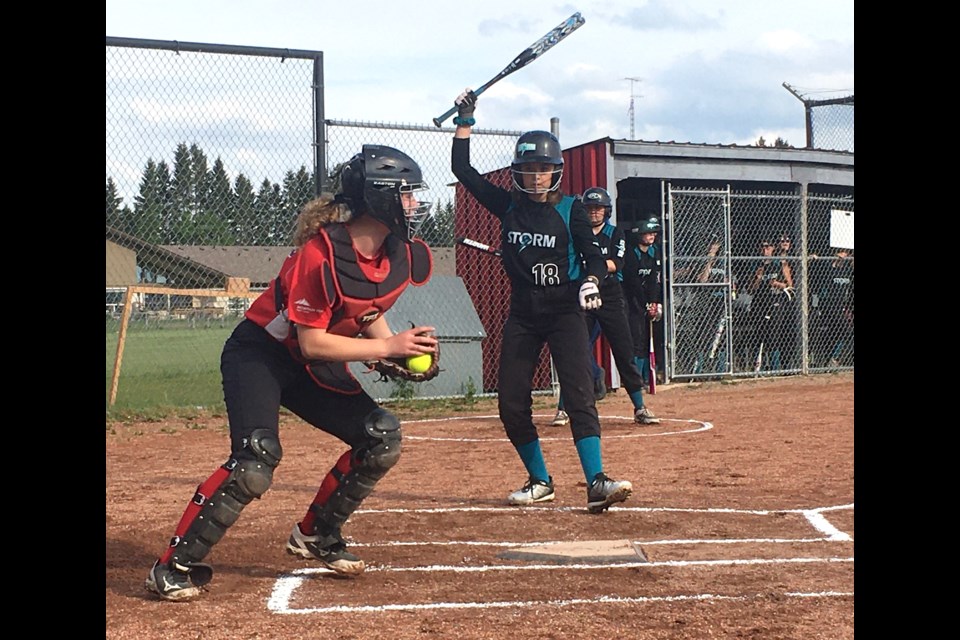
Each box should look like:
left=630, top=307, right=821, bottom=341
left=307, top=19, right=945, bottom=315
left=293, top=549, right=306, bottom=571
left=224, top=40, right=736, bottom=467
left=666, top=186, right=853, bottom=382
left=107, top=38, right=853, bottom=412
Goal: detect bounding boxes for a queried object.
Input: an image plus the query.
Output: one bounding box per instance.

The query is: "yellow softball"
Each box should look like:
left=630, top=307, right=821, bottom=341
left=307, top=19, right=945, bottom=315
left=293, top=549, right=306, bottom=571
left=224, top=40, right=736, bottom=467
left=406, top=353, right=433, bottom=373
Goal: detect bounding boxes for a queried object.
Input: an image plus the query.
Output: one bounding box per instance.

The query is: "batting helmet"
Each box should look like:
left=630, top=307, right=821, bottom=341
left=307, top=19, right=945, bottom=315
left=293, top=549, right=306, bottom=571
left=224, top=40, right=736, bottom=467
left=581, top=187, right=613, bottom=218
left=637, top=216, right=661, bottom=234
left=340, top=144, right=431, bottom=241
left=511, top=130, right=563, bottom=193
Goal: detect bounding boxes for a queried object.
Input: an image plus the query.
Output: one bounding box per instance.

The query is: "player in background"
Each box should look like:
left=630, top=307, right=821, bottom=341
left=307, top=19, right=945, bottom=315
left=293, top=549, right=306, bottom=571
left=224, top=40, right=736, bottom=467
left=550, top=187, right=659, bottom=426
left=623, top=216, right=664, bottom=388
left=145, top=145, right=438, bottom=601
left=450, top=88, right=633, bottom=513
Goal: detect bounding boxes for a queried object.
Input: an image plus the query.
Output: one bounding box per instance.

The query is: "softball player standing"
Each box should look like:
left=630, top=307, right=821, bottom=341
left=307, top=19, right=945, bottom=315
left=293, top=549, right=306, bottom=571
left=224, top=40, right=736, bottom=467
left=449, top=89, right=632, bottom=513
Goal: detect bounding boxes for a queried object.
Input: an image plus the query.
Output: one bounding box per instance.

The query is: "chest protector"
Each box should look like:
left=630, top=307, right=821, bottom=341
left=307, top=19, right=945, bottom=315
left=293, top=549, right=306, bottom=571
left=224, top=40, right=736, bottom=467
left=301, top=223, right=432, bottom=394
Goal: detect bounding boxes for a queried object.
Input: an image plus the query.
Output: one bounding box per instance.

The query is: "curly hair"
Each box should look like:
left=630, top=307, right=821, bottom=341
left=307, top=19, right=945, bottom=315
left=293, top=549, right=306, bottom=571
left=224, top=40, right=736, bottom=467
left=292, top=194, right=354, bottom=247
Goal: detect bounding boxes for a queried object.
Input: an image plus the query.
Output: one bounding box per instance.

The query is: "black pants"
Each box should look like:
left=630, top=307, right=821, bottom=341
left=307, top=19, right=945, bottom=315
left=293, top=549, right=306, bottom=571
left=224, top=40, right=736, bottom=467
left=585, top=295, right=645, bottom=393
left=220, top=319, right=380, bottom=455
left=498, top=307, right=600, bottom=446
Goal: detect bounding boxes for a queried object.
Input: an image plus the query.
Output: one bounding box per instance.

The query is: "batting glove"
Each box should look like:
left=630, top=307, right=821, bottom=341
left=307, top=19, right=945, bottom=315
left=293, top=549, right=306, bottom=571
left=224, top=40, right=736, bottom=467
left=782, top=286, right=796, bottom=301
left=454, top=88, right=477, bottom=126
left=646, top=302, right=663, bottom=321
left=578, top=277, right=602, bottom=310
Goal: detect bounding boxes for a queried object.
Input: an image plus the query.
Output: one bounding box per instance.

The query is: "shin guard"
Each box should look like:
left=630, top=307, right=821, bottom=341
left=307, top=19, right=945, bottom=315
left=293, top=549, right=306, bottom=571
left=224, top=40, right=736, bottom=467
left=306, top=408, right=402, bottom=533
left=159, top=429, right=282, bottom=583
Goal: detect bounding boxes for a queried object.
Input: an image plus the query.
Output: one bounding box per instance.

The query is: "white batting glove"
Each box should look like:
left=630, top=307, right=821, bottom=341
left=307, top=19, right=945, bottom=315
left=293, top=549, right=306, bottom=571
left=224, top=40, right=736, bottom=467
left=578, top=278, right=602, bottom=310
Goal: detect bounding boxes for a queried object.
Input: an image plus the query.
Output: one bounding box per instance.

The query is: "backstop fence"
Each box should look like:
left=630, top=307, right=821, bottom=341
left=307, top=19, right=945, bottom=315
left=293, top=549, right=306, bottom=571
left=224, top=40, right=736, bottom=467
left=106, top=37, right=853, bottom=411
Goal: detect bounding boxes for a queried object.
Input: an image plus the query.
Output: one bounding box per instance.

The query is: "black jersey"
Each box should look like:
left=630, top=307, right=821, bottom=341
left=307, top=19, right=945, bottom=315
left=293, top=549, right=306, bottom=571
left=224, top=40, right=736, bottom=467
left=452, top=137, right=605, bottom=311
left=622, top=243, right=662, bottom=312
left=592, top=220, right=627, bottom=299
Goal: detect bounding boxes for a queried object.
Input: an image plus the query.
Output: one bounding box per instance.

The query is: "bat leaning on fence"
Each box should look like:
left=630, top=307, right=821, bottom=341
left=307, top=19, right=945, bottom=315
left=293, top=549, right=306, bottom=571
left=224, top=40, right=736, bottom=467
left=432, top=12, right=586, bottom=127
left=708, top=315, right=727, bottom=361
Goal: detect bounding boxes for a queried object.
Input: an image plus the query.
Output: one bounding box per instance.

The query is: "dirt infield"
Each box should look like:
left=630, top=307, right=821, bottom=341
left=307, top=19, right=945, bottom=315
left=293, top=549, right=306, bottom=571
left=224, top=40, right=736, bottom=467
left=106, top=373, right=854, bottom=639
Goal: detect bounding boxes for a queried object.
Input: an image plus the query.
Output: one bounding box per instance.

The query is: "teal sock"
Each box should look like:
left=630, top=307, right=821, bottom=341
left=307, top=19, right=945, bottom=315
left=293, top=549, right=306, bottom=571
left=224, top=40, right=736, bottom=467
left=515, top=439, right=550, bottom=483
left=635, top=357, right=649, bottom=382
left=628, top=390, right=645, bottom=409
left=574, top=436, right=603, bottom=484
left=557, top=394, right=565, bottom=411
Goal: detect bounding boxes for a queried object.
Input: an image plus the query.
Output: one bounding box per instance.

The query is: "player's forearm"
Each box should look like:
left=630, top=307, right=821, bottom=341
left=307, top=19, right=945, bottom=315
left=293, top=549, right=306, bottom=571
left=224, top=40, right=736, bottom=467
left=297, top=326, right=389, bottom=362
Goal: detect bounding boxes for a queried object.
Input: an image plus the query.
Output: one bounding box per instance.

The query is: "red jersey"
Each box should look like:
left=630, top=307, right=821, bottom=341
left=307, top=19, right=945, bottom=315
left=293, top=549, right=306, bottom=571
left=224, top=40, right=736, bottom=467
left=246, top=223, right=432, bottom=364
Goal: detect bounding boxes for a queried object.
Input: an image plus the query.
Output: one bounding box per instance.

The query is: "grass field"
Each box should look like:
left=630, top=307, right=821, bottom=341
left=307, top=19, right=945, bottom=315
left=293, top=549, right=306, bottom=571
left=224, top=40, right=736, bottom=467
left=106, top=317, right=238, bottom=414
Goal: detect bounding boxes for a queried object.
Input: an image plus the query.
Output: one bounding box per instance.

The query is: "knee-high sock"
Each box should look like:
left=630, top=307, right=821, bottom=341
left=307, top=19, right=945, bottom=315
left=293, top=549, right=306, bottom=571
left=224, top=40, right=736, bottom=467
left=634, top=356, right=649, bottom=383
left=515, top=439, right=550, bottom=483
left=574, top=436, right=603, bottom=484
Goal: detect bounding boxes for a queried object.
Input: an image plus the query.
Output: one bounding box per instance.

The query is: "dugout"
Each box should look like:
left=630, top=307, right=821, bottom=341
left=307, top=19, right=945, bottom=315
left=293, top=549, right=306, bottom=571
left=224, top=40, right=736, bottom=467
left=348, top=275, right=487, bottom=400
left=454, top=137, right=854, bottom=391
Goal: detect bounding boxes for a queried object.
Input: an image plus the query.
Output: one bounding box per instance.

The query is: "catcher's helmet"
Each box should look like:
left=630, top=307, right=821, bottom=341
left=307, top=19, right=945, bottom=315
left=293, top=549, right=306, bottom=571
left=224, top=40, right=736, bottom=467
left=511, top=130, right=563, bottom=193
left=581, top=187, right=613, bottom=218
left=340, top=144, right=431, bottom=241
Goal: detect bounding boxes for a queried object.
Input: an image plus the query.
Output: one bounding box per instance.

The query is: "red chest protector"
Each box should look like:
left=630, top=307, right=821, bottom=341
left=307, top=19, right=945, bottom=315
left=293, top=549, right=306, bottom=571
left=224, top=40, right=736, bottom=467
left=304, top=223, right=432, bottom=393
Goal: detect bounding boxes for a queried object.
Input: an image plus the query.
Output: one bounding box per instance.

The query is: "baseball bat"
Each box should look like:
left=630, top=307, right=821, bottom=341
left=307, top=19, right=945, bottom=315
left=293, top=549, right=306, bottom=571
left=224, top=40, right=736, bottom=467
left=754, top=340, right=764, bottom=375
left=456, top=236, right=502, bottom=257
left=432, top=12, right=586, bottom=127
left=708, top=315, right=727, bottom=360
left=648, top=319, right=657, bottom=394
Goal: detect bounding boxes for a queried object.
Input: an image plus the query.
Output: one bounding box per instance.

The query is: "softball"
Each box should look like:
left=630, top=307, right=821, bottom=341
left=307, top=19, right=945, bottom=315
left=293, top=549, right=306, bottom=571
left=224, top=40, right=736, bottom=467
left=406, top=353, right=433, bottom=373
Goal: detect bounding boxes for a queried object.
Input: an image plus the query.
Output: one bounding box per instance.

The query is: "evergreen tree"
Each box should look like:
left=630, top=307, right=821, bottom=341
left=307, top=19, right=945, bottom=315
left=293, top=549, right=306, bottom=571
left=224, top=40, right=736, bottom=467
left=419, top=199, right=455, bottom=247
left=254, top=179, right=284, bottom=245
left=233, top=173, right=257, bottom=244
left=193, top=157, right=235, bottom=244
left=132, top=159, right=172, bottom=244
left=279, top=166, right=314, bottom=243
left=170, top=143, right=196, bottom=243
left=106, top=177, right=124, bottom=229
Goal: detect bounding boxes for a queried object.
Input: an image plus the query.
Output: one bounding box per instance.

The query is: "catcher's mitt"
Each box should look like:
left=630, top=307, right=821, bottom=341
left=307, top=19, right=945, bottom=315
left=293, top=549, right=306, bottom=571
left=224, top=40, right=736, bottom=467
left=366, top=346, right=440, bottom=383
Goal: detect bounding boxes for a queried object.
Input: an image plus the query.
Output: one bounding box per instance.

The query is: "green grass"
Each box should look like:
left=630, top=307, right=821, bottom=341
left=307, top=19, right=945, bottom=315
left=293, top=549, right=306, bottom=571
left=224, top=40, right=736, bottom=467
left=107, top=319, right=237, bottom=413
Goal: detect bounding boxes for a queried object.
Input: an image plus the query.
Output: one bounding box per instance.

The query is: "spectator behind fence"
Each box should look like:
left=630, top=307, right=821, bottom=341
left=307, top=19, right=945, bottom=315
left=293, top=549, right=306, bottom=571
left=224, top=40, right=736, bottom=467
left=449, top=88, right=633, bottom=514
left=774, top=233, right=800, bottom=369
left=622, top=216, right=664, bottom=388
left=144, top=144, right=439, bottom=601
left=675, top=235, right=738, bottom=376
left=747, top=237, right=794, bottom=372
left=811, top=247, right=854, bottom=367
left=551, top=187, right=660, bottom=427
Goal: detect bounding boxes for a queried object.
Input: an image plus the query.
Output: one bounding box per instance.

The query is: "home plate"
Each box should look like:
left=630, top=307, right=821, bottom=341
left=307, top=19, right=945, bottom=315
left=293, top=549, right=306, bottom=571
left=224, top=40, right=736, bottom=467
left=498, top=540, right=648, bottom=564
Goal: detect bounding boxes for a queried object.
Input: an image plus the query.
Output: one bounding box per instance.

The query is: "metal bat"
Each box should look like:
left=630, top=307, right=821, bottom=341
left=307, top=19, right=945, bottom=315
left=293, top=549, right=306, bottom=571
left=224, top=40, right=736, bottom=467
left=456, top=236, right=502, bottom=257
left=708, top=315, right=727, bottom=360
left=648, top=319, right=657, bottom=394
left=432, top=12, right=586, bottom=127
left=754, top=340, right=764, bottom=375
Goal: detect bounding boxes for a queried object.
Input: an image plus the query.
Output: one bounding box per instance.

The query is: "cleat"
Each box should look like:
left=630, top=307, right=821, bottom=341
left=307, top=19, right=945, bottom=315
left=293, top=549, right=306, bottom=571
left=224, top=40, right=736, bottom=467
left=550, top=410, right=570, bottom=426
left=634, top=406, right=661, bottom=425
left=286, top=524, right=365, bottom=576
left=587, top=473, right=633, bottom=513
left=145, top=560, right=205, bottom=601
left=507, top=476, right=556, bottom=505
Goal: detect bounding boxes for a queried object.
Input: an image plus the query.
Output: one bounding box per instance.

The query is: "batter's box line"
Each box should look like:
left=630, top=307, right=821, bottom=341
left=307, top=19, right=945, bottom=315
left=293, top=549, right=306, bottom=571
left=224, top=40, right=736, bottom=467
left=404, top=416, right=712, bottom=441
left=347, top=503, right=852, bottom=546
left=267, top=558, right=854, bottom=615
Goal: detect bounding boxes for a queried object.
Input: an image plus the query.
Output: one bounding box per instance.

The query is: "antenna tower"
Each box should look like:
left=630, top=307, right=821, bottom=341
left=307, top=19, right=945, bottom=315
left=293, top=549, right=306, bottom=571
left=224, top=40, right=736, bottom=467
left=624, top=77, right=643, bottom=139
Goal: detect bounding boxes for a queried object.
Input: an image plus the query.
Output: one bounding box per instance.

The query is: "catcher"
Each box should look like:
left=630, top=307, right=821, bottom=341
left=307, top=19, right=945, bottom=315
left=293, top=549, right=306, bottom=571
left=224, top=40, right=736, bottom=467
left=145, top=144, right=439, bottom=601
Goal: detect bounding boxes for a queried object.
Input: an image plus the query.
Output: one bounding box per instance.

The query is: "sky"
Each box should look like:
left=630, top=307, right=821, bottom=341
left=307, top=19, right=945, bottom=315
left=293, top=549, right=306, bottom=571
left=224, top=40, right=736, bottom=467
left=105, top=0, right=854, bottom=150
